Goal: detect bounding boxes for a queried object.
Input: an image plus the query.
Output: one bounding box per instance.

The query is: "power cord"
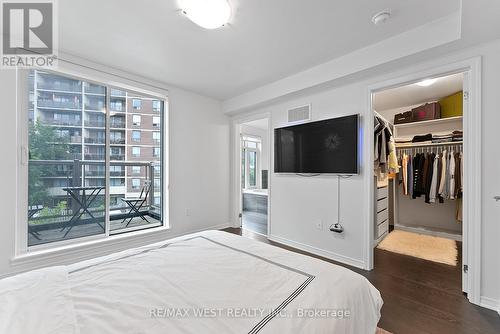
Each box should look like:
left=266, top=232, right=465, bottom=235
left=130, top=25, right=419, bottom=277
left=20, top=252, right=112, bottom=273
left=329, top=175, right=351, bottom=233
left=294, top=173, right=353, bottom=234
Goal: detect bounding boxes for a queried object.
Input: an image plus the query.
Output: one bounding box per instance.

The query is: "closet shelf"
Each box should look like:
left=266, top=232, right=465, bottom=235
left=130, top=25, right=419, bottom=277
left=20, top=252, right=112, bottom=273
left=395, top=141, right=463, bottom=149
left=393, top=116, right=462, bottom=128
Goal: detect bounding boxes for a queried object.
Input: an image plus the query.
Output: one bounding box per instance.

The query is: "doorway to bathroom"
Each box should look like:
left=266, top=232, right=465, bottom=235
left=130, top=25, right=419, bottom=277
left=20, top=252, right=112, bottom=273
left=239, top=118, right=269, bottom=235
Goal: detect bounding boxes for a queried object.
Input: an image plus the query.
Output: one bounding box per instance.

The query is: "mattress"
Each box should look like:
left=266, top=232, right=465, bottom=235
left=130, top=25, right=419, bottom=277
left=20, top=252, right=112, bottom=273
left=0, top=230, right=382, bottom=334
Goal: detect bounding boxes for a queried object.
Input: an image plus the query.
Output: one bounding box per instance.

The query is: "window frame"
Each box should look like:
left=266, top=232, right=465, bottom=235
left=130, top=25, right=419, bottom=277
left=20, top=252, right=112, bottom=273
left=16, top=68, right=169, bottom=255
left=132, top=98, right=142, bottom=110
left=241, top=135, right=261, bottom=190
left=152, top=100, right=161, bottom=112
left=131, top=130, right=141, bottom=142
left=132, top=114, right=141, bottom=126
left=152, top=116, right=160, bottom=127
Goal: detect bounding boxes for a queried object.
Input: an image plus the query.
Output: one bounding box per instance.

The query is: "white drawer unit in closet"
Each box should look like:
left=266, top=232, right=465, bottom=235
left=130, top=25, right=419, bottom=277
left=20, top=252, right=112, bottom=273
left=377, top=186, right=388, bottom=200
left=374, top=186, right=389, bottom=245
left=376, top=220, right=389, bottom=239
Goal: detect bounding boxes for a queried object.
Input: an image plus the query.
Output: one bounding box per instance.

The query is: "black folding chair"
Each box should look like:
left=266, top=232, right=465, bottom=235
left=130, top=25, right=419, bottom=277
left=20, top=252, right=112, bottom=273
left=120, top=181, right=151, bottom=227
left=28, top=205, right=44, bottom=240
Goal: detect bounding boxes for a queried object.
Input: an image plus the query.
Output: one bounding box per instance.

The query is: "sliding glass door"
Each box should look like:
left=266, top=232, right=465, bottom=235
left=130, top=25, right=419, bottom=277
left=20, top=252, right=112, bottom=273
left=27, top=70, right=165, bottom=247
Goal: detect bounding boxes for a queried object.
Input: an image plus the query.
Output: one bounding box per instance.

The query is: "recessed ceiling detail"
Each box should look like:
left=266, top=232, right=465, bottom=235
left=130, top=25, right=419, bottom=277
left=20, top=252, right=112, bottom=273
left=57, top=0, right=472, bottom=101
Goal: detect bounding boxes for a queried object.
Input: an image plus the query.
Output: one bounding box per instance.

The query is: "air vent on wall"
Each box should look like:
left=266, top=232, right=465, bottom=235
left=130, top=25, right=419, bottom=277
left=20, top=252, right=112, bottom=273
left=287, top=104, right=311, bottom=123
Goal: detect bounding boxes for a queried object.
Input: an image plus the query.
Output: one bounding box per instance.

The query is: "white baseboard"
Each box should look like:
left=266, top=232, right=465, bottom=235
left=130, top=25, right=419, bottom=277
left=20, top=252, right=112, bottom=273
left=394, top=224, right=462, bottom=241
left=480, top=296, right=500, bottom=315
left=268, top=234, right=365, bottom=269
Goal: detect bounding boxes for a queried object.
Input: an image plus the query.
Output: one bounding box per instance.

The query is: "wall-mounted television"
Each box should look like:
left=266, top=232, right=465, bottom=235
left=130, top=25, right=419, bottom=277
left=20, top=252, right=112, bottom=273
left=274, top=115, right=359, bottom=174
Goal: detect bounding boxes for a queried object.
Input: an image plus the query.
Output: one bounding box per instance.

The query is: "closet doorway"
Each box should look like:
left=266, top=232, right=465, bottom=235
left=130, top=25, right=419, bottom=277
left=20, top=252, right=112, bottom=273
left=367, top=58, right=482, bottom=305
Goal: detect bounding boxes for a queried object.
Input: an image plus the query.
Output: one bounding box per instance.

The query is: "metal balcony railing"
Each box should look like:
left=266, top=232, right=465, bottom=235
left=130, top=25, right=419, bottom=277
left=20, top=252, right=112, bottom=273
left=110, top=120, right=125, bottom=128
left=110, top=138, right=125, bottom=145
left=84, top=85, right=105, bottom=95
left=84, top=153, right=105, bottom=160
left=84, top=137, right=106, bottom=144
left=85, top=103, right=105, bottom=111
left=110, top=104, right=125, bottom=112
left=37, top=80, right=81, bottom=93
left=38, top=99, right=81, bottom=109
left=85, top=120, right=105, bottom=127
left=28, top=159, right=160, bottom=245
left=110, top=154, right=125, bottom=161
left=42, top=119, right=81, bottom=126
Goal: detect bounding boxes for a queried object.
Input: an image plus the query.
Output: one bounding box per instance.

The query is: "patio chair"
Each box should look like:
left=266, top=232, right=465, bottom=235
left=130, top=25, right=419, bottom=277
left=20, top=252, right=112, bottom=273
left=28, top=205, right=44, bottom=240
left=120, top=181, right=151, bottom=227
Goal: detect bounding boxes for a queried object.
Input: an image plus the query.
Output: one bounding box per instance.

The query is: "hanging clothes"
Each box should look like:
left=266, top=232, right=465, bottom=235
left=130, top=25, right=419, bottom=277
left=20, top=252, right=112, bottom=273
left=396, top=146, right=463, bottom=208
left=374, top=114, right=399, bottom=179
left=449, top=150, right=456, bottom=200
left=424, top=153, right=435, bottom=203
left=429, top=154, right=440, bottom=203
left=402, top=153, right=408, bottom=195
left=454, top=152, right=462, bottom=198
left=407, top=154, right=413, bottom=196
left=438, top=150, right=448, bottom=201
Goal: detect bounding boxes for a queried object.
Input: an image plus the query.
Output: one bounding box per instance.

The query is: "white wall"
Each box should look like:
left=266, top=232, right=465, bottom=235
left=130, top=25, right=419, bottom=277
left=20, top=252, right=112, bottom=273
left=232, top=38, right=500, bottom=309
left=0, top=63, right=230, bottom=276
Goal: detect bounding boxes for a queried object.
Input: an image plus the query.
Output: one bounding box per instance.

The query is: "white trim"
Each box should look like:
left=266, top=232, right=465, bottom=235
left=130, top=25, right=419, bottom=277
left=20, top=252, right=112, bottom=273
left=16, top=64, right=170, bottom=256
left=230, top=112, right=272, bottom=234
left=364, top=57, right=482, bottom=305
left=268, top=234, right=365, bottom=269
left=7, top=223, right=231, bottom=277
left=479, top=297, right=500, bottom=315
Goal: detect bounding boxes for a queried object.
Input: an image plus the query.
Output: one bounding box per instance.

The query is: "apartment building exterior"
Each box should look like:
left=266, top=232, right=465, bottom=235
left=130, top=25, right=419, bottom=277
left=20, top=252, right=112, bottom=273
left=28, top=70, right=163, bottom=212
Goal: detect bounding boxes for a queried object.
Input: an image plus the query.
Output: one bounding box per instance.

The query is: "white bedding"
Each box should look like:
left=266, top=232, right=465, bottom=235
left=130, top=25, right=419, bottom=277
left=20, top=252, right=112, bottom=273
left=1, top=230, right=382, bottom=334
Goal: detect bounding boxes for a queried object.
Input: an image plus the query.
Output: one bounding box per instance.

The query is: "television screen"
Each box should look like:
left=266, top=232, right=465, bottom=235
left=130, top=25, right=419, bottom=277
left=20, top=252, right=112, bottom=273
left=274, top=115, right=359, bottom=174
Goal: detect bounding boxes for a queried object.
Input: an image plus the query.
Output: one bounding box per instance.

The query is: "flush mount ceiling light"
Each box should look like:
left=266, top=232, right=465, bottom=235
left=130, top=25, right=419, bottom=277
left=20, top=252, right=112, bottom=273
left=371, top=9, right=391, bottom=25
left=416, top=78, right=438, bottom=87
left=180, top=0, right=231, bottom=29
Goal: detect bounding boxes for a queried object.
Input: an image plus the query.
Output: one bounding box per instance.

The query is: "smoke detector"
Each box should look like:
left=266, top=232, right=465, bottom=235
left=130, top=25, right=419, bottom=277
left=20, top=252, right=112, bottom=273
left=372, top=10, right=391, bottom=25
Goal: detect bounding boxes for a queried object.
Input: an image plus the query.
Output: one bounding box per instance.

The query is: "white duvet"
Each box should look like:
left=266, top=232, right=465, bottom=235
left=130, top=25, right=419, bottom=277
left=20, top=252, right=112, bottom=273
left=0, top=230, right=382, bottom=334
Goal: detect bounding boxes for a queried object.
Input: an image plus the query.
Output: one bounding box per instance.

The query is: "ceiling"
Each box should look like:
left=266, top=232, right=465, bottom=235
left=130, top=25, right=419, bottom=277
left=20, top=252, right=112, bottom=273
left=58, top=0, right=461, bottom=100
left=374, top=73, right=463, bottom=111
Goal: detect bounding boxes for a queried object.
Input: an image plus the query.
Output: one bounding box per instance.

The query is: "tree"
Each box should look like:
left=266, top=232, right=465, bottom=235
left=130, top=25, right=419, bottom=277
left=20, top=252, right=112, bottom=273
left=28, top=122, right=72, bottom=206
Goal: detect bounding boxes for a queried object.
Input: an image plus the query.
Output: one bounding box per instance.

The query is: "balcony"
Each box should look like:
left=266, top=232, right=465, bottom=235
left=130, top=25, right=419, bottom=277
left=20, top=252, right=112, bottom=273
left=85, top=84, right=105, bottom=95
left=38, top=99, right=81, bottom=110
left=84, top=153, right=105, bottom=160
left=85, top=102, right=105, bottom=111
left=110, top=103, right=125, bottom=112
left=28, top=160, right=162, bottom=246
left=84, top=137, right=105, bottom=144
left=43, top=118, right=81, bottom=127
left=110, top=120, right=125, bottom=128
left=37, top=79, right=81, bottom=93
left=110, top=154, right=125, bottom=161
left=84, top=169, right=104, bottom=177
left=85, top=119, right=105, bottom=127
left=110, top=138, right=125, bottom=145
left=110, top=170, right=125, bottom=177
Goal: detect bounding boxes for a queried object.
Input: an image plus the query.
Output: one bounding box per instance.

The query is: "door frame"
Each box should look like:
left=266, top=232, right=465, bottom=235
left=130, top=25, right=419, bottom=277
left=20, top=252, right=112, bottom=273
left=363, top=57, right=482, bottom=305
left=230, top=112, right=272, bottom=236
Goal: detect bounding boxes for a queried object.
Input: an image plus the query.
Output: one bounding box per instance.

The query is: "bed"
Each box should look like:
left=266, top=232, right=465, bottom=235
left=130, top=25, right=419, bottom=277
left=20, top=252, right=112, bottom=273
left=0, top=230, right=382, bottom=334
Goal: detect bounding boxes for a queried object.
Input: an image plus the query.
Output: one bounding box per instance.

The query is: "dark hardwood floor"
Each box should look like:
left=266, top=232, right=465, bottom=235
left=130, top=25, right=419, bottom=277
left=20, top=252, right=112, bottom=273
left=222, top=227, right=500, bottom=334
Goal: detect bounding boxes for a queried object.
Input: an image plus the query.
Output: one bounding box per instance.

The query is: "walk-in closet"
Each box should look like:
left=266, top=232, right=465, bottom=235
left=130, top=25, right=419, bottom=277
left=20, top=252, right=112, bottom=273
left=372, top=73, right=465, bottom=280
